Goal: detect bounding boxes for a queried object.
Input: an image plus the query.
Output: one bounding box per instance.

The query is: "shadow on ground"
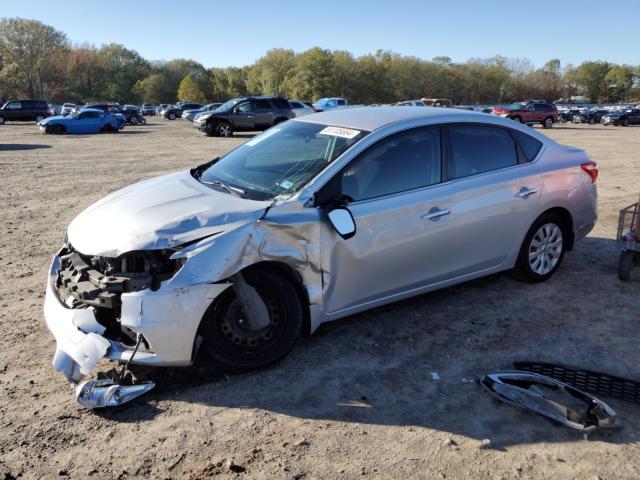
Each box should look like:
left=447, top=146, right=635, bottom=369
left=96, top=236, right=640, bottom=448
left=0, top=143, right=52, bottom=151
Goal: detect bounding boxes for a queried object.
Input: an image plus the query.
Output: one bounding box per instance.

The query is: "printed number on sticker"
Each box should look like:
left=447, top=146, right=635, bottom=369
left=319, top=126, right=361, bottom=139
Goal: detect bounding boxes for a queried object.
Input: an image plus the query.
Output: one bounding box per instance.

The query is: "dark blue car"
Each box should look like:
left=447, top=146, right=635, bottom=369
left=38, top=108, right=125, bottom=134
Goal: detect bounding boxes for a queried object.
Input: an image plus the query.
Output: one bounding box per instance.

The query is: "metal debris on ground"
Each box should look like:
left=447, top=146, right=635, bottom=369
left=481, top=371, right=621, bottom=434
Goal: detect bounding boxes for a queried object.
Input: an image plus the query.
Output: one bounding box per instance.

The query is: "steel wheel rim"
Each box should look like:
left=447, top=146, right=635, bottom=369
left=529, top=223, right=563, bottom=275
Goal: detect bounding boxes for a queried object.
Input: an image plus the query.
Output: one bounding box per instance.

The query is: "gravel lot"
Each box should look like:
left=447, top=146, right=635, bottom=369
left=1, top=118, right=639, bottom=480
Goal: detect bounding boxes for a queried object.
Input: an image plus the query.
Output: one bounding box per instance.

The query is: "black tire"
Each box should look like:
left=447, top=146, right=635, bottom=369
left=623, top=118, right=630, bottom=127
left=0, top=115, right=6, bottom=125
left=129, top=115, right=139, bottom=125
left=216, top=121, right=234, bottom=137
left=618, top=251, right=636, bottom=281
left=101, top=123, right=114, bottom=133
left=542, top=117, right=554, bottom=129
left=510, top=116, right=522, bottom=123
left=200, top=268, right=304, bottom=372
left=203, top=123, right=216, bottom=137
left=514, top=213, right=567, bottom=283
left=168, top=113, right=176, bottom=120
left=35, top=115, right=46, bottom=123
left=51, top=124, right=65, bottom=135
left=588, top=118, right=595, bottom=125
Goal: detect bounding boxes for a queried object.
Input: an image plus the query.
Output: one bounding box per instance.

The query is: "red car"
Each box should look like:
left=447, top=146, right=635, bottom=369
left=493, top=101, right=558, bottom=129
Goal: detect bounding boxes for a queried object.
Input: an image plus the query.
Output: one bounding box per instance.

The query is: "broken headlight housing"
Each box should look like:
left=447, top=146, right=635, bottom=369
left=54, top=243, right=186, bottom=309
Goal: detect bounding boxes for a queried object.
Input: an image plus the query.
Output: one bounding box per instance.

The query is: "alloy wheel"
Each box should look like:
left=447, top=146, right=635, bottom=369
left=528, top=223, right=563, bottom=275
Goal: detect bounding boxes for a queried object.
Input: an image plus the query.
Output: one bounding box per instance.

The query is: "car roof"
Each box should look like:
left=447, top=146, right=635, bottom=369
left=79, top=108, right=105, bottom=113
left=296, top=106, right=494, bottom=131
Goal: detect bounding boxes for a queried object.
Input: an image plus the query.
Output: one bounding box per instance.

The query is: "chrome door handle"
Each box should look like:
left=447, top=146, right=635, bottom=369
left=515, top=187, right=538, bottom=198
left=421, top=208, right=451, bottom=221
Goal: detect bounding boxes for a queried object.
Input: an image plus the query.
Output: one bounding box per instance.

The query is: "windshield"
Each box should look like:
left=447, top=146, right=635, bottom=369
left=195, top=121, right=368, bottom=201
left=507, top=103, right=524, bottom=110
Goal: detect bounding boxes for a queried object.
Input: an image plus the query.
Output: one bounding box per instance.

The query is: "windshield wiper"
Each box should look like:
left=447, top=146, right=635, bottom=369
left=203, top=179, right=246, bottom=198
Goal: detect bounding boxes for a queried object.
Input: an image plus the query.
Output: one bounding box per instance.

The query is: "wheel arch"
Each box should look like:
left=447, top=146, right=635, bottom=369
left=243, top=261, right=312, bottom=335
left=539, top=206, right=575, bottom=251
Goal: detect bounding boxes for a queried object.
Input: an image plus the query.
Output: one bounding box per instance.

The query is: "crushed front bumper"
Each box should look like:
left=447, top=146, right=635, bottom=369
left=44, top=252, right=230, bottom=383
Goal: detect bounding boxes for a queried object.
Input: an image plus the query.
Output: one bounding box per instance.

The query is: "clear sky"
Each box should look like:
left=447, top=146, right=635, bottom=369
left=4, top=0, right=639, bottom=68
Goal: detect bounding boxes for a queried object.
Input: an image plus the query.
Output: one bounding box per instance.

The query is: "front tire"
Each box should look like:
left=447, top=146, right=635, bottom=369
left=623, top=118, right=630, bottom=127
left=216, top=121, right=234, bottom=137
left=168, top=113, right=176, bottom=120
left=510, top=116, right=522, bottom=123
left=35, top=115, right=46, bottom=123
left=514, top=214, right=567, bottom=283
left=200, top=269, right=304, bottom=372
left=129, top=115, right=139, bottom=125
left=0, top=115, right=6, bottom=125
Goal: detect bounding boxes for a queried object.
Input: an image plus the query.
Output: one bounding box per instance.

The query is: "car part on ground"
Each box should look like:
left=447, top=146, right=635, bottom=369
left=44, top=107, right=598, bottom=395
left=481, top=371, right=621, bottom=434
left=513, top=362, right=640, bottom=404
left=616, top=198, right=640, bottom=281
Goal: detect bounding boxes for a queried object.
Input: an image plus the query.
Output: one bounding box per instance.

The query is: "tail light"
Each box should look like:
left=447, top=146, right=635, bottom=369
left=580, top=161, right=598, bottom=183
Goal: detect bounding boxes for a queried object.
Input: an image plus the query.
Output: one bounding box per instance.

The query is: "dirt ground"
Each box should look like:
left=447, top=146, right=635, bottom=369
left=1, top=118, right=639, bottom=480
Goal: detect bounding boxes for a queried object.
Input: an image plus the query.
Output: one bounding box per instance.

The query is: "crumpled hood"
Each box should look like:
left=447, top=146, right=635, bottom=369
left=67, top=170, right=272, bottom=257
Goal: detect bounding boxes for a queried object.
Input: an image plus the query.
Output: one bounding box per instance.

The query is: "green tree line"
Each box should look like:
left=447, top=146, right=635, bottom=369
left=1, top=17, right=639, bottom=105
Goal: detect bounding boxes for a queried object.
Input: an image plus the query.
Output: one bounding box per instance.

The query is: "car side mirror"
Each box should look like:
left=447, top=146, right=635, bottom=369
left=327, top=207, right=356, bottom=239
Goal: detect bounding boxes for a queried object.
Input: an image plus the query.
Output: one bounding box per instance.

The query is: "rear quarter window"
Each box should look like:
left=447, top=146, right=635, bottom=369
left=511, top=130, right=543, bottom=162
left=272, top=98, right=291, bottom=109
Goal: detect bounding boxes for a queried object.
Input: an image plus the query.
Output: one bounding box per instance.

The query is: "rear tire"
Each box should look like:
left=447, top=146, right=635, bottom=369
left=618, top=251, right=637, bottom=281
left=514, top=214, right=567, bottom=283
left=50, top=124, right=65, bottom=134
left=623, top=118, right=630, bottom=127
left=129, top=115, right=139, bottom=125
left=200, top=269, right=304, bottom=372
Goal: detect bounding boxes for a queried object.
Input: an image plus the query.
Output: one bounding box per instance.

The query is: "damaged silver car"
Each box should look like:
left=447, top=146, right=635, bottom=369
left=45, top=107, right=598, bottom=385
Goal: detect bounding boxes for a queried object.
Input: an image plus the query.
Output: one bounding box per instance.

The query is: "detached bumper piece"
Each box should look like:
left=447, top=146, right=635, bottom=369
left=481, top=371, right=620, bottom=434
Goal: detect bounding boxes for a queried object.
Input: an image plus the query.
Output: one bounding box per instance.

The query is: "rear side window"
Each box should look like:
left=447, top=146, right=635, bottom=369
left=271, top=98, right=291, bottom=109
left=337, top=99, right=346, bottom=106
left=254, top=100, right=272, bottom=110
left=447, top=125, right=518, bottom=179
left=511, top=130, right=543, bottom=162
left=341, top=126, right=441, bottom=202
left=290, top=102, right=303, bottom=109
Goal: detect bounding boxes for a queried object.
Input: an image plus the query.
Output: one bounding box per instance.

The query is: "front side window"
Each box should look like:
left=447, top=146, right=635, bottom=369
left=447, top=125, right=518, bottom=179
left=5, top=101, right=21, bottom=110
left=340, top=126, right=441, bottom=202
left=195, top=121, right=367, bottom=200
left=235, top=102, right=253, bottom=113
left=337, top=99, right=346, bottom=106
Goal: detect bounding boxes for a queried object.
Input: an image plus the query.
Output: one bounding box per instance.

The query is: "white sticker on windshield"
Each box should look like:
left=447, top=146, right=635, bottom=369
left=244, top=128, right=280, bottom=146
left=280, top=180, right=294, bottom=190
left=319, top=126, right=361, bottom=139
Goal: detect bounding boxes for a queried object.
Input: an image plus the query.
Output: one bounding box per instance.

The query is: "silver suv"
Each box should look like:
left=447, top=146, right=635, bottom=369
left=45, top=107, right=597, bottom=383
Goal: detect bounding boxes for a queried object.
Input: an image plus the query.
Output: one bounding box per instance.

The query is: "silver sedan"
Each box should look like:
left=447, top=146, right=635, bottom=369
left=45, top=107, right=597, bottom=382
